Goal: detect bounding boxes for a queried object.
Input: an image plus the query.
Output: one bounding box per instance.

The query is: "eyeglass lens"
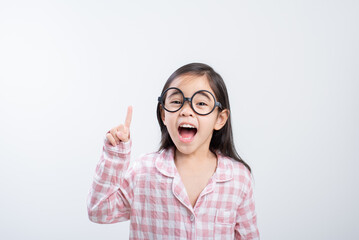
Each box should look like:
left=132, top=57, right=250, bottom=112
left=163, top=88, right=215, bottom=115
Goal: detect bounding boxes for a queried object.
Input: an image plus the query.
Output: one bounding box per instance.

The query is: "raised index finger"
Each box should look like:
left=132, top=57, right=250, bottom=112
left=124, top=105, right=133, bottom=128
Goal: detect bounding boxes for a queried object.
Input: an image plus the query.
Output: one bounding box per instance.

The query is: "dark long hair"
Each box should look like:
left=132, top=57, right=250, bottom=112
left=156, top=63, right=251, bottom=172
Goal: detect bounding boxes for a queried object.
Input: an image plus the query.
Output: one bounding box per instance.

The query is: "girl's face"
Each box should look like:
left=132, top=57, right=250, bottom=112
left=160, top=74, right=229, bottom=157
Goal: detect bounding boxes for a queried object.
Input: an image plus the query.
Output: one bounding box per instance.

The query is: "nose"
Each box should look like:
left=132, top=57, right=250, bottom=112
left=179, top=100, right=194, bottom=117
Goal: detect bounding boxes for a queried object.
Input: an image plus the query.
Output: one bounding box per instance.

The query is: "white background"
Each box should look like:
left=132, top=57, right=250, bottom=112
left=1, top=0, right=358, bottom=239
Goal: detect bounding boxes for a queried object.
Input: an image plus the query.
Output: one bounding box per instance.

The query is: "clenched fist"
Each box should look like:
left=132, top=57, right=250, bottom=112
left=106, top=106, right=133, bottom=146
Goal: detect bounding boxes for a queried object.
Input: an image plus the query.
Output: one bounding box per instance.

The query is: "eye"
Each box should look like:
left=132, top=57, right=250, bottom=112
left=170, top=100, right=182, bottom=105
left=197, top=102, right=208, bottom=106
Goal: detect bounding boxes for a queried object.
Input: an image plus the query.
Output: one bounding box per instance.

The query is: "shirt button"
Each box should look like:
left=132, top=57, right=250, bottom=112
left=190, top=215, right=195, bottom=221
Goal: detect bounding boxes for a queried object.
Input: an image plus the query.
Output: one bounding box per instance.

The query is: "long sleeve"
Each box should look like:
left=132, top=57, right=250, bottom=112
left=234, top=174, right=260, bottom=239
left=87, top=137, right=134, bottom=224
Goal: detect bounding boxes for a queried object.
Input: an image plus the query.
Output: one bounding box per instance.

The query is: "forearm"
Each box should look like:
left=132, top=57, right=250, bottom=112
left=87, top=137, right=132, bottom=223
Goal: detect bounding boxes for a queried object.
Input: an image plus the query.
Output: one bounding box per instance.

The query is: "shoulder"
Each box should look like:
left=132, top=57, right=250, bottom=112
left=130, top=151, right=160, bottom=174
left=221, top=155, right=253, bottom=193
left=130, top=148, right=174, bottom=176
left=231, top=159, right=252, bottom=181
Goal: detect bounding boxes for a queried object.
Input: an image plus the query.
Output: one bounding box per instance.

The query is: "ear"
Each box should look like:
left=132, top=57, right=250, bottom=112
left=160, top=106, right=166, bottom=126
left=214, top=109, right=229, bottom=130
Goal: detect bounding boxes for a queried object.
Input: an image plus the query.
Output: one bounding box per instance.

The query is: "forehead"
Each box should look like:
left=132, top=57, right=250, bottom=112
left=168, top=74, right=214, bottom=95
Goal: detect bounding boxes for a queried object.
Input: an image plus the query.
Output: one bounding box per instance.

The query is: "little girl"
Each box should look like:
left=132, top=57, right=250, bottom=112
left=87, top=63, right=259, bottom=239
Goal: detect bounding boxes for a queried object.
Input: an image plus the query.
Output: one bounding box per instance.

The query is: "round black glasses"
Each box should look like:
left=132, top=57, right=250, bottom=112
left=158, top=87, right=223, bottom=116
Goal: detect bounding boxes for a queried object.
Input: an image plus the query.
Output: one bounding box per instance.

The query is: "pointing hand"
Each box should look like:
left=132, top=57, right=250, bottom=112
left=106, top=106, right=133, bottom=146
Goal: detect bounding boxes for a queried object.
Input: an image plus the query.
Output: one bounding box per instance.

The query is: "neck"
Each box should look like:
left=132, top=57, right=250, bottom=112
left=174, top=148, right=217, bottom=170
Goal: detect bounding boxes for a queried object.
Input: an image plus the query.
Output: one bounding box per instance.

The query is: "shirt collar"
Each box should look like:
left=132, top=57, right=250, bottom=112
left=155, top=148, right=233, bottom=182
left=155, top=147, right=177, bottom=178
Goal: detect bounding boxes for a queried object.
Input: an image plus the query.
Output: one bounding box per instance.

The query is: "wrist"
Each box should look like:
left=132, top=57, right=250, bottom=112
left=104, top=136, right=132, bottom=155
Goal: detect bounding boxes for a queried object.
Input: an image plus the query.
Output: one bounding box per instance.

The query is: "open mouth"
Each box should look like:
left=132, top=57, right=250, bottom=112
left=178, top=124, right=197, bottom=143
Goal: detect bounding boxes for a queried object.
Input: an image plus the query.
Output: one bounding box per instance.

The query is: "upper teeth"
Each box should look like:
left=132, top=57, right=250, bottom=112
left=180, top=124, right=195, bottom=128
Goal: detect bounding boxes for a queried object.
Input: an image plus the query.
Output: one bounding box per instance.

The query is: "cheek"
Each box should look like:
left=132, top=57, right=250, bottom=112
left=163, top=113, right=176, bottom=128
left=198, top=118, right=217, bottom=134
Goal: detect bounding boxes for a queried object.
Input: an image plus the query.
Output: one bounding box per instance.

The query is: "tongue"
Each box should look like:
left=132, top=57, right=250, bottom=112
left=179, top=128, right=196, bottom=139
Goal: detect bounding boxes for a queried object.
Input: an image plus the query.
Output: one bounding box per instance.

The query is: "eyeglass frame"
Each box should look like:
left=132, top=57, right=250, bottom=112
left=157, top=87, right=223, bottom=116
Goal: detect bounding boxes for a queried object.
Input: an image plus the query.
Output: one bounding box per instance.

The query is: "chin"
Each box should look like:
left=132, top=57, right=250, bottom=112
left=173, top=143, right=197, bottom=155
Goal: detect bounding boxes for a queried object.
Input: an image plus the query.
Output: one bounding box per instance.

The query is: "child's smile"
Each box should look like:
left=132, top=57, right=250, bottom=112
left=178, top=123, right=197, bottom=143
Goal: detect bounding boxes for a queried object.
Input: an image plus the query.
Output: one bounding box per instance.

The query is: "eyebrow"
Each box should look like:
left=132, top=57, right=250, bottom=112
left=195, top=91, right=212, bottom=101
left=167, top=89, right=213, bottom=101
left=167, top=91, right=182, bottom=98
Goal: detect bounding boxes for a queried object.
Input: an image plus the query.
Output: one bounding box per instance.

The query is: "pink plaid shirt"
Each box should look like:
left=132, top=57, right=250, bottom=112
left=87, top=137, right=259, bottom=239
